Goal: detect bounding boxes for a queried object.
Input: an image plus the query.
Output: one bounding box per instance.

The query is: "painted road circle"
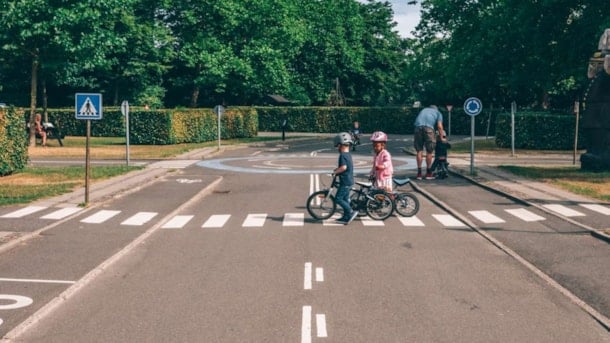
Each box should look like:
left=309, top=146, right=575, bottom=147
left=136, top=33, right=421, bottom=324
left=197, top=154, right=417, bottom=174
left=0, top=295, right=33, bottom=310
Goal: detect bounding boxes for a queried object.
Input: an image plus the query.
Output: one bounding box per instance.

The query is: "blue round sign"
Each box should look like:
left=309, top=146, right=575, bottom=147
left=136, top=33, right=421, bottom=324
left=463, top=97, right=482, bottom=116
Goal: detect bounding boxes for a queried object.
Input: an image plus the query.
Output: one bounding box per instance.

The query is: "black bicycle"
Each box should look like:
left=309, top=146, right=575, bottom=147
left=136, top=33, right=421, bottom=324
left=306, top=174, right=394, bottom=221
left=390, top=177, right=420, bottom=217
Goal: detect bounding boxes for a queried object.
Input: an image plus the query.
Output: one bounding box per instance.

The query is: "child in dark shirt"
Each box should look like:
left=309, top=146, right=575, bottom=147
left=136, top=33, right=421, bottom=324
left=333, top=132, right=358, bottom=224
left=431, top=133, right=451, bottom=179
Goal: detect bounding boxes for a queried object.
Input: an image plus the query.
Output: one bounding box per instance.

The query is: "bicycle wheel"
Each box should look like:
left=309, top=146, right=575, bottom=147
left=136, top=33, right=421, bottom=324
left=306, top=190, right=337, bottom=220
left=365, top=191, right=394, bottom=220
left=394, top=192, right=420, bottom=217
left=349, top=190, right=367, bottom=216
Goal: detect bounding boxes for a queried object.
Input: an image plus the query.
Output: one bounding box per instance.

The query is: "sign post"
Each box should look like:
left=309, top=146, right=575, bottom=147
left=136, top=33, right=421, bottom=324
left=214, top=105, right=225, bottom=150
left=573, top=100, right=580, bottom=165
left=463, top=97, right=482, bottom=175
left=511, top=101, right=516, bottom=156
left=75, top=93, right=103, bottom=205
left=121, top=100, right=130, bottom=166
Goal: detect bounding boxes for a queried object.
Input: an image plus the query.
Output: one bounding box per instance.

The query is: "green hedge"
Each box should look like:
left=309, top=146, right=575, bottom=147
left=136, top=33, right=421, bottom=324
left=495, top=111, right=584, bottom=150
left=1, top=107, right=28, bottom=176
left=256, top=106, right=414, bottom=134
left=28, top=107, right=257, bottom=145
left=444, top=108, right=499, bottom=136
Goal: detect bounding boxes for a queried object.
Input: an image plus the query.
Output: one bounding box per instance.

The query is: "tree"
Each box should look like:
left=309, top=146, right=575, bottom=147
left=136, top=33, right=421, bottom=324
left=409, top=0, right=610, bottom=109
left=1, top=0, right=139, bottom=146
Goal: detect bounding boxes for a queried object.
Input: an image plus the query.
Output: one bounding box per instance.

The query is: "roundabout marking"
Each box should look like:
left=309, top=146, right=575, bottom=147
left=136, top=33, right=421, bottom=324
left=197, top=155, right=417, bottom=174
left=0, top=294, right=33, bottom=310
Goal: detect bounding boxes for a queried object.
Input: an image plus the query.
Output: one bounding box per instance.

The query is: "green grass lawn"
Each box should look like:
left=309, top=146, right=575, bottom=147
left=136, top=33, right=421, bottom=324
left=2, top=135, right=287, bottom=206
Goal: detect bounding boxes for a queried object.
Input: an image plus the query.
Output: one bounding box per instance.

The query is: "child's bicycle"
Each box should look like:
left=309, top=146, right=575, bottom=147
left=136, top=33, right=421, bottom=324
left=349, top=130, right=361, bottom=151
left=431, top=157, right=450, bottom=179
left=306, top=174, right=394, bottom=221
left=390, top=177, right=420, bottom=217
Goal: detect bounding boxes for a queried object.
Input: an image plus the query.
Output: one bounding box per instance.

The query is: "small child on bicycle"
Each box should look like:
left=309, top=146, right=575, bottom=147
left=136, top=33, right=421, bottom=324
left=369, top=131, right=394, bottom=192
left=350, top=121, right=361, bottom=150
left=430, top=132, right=451, bottom=179
left=333, top=132, right=358, bottom=224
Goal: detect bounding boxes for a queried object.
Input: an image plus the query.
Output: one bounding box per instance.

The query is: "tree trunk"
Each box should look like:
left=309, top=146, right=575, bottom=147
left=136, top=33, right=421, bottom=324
left=190, top=64, right=201, bottom=108
left=190, top=85, right=200, bottom=108
left=42, top=77, right=48, bottom=123
left=28, top=57, right=39, bottom=147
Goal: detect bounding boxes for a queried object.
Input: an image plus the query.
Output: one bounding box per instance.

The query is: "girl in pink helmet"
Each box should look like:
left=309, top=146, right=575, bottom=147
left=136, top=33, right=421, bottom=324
left=369, top=131, right=394, bottom=192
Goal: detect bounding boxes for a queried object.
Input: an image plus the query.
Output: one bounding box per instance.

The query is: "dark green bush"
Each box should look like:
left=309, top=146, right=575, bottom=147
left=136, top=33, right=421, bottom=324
left=30, top=107, right=257, bottom=145
left=1, top=107, right=28, bottom=176
left=256, top=106, right=414, bottom=134
left=495, top=111, right=584, bottom=150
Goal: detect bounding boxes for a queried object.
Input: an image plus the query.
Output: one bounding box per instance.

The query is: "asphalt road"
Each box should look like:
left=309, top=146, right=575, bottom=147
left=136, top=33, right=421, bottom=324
left=1, top=137, right=609, bottom=342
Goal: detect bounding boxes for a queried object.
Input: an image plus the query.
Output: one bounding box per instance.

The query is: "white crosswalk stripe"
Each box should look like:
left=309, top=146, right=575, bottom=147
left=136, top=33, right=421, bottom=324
left=81, top=210, right=121, bottom=224
left=505, top=208, right=546, bottom=222
left=579, top=204, right=610, bottom=216
left=1, top=206, right=46, bottom=218
left=397, top=215, right=425, bottom=227
left=202, top=214, right=231, bottom=228
left=542, top=204, right=585, bottom=217
left=5, top=201, right=610, bottom=230
left=283, top=213, right=304, bottom=226
left=41, top=207, right=82, bottom=220
left=361, top=217, right=385, bottom=226
left=469, top=210, right=505, bottom=224
left=322, top=213, right=344, bottom=226
left=242, top=213, right=267, bottom=227
left=121, top=212, right=158, bottom=226
left=432, top=214, right=467, bottom=227
left=162, top=215, right=193, bottom=229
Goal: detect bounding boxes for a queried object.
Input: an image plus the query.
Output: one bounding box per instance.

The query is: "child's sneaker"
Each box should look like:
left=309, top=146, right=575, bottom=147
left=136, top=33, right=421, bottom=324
left=416, top=172, right=423, bottom=180
left=346, top=211, right=358, bottom=224
left=425, top=172, right=435, bottom=180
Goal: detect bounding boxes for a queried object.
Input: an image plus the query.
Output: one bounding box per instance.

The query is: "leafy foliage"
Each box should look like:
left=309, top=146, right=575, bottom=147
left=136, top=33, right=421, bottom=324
left=0, top=107, right=28, bottom=176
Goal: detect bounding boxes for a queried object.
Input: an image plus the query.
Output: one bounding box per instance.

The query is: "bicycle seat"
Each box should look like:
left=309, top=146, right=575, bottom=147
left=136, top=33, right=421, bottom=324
left=393, top=178, right=411, bottom=186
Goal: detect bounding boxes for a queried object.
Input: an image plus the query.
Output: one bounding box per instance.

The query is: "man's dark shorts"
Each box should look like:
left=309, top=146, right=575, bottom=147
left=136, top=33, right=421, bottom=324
left=414, top=126, right=436, bottom=153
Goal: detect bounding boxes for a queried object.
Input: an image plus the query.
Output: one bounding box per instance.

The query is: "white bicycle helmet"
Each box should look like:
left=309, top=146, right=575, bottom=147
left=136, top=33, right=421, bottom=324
left=370, top=131, right=388, bottom=142
left=333, top=132, right=353, bottom=146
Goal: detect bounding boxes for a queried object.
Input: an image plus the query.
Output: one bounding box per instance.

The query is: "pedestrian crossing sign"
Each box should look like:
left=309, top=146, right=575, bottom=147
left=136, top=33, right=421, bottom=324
left=75, top=93, right=103, bottom=120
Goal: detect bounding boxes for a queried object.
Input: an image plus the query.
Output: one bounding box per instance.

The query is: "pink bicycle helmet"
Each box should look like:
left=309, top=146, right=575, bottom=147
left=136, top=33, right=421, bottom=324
left=370, top=131, right=388, bottom=142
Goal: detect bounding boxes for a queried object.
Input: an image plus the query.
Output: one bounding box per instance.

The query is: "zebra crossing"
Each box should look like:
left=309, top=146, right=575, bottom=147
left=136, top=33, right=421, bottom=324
left=1, top=202, right=609, bottom=230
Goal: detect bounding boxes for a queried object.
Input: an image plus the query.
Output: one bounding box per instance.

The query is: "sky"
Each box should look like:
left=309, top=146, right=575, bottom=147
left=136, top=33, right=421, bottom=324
left=358, top=0, right=422, bottom=38
left=389, top=0, right=422, bottom=38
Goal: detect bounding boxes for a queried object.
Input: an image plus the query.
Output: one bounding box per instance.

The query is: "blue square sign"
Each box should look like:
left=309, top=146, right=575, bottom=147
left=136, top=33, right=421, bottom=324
left=75, top=93, right=103, bottom=120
